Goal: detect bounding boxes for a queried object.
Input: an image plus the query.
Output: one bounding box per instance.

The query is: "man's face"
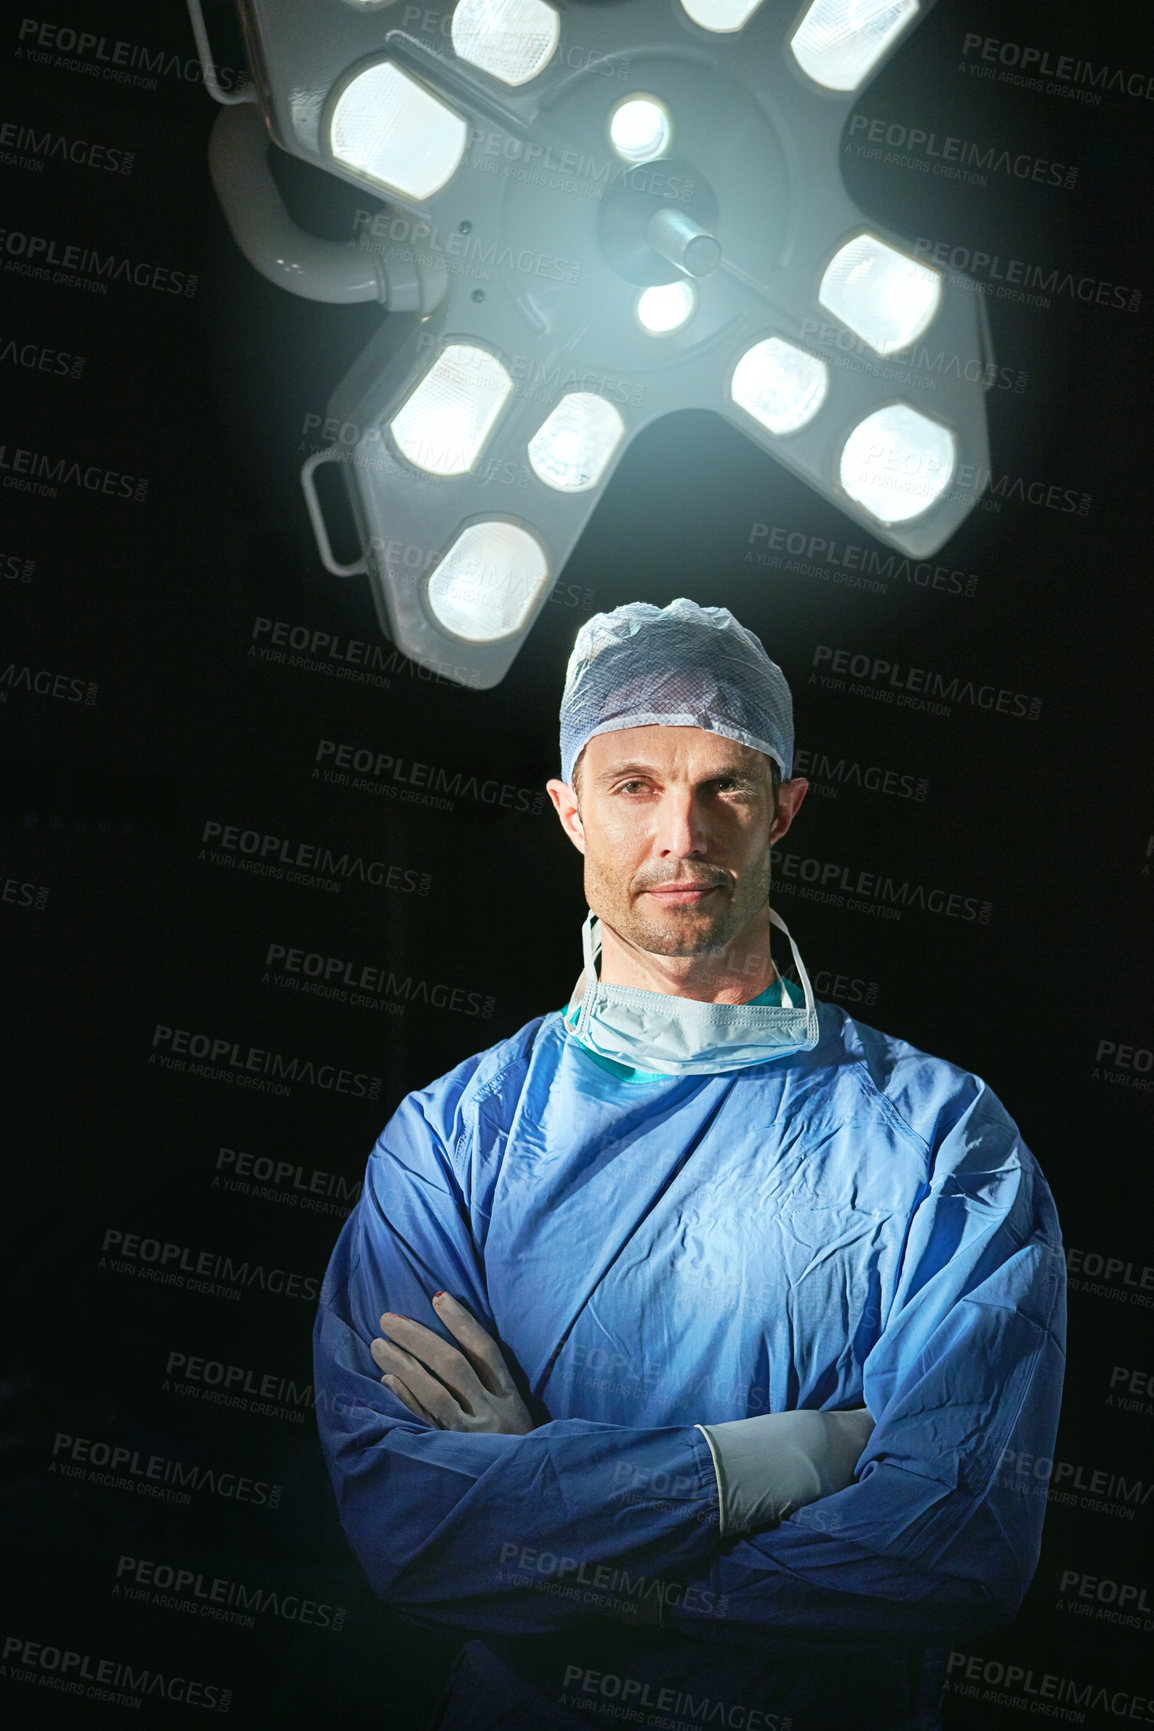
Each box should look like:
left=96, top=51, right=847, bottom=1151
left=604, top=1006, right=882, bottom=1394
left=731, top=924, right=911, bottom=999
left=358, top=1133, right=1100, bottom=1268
left=548, top=725, right=806, bottom=960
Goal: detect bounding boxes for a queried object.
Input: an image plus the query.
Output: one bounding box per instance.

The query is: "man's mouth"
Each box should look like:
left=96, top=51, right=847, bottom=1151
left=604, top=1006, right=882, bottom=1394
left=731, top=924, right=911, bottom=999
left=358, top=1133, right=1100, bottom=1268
left=642, top=883, right=721, bottom=906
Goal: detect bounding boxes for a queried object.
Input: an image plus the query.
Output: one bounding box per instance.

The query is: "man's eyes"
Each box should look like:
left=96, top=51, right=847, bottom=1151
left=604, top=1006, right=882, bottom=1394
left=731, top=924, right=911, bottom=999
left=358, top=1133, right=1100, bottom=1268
left=612, top=778, right=753, bottom=796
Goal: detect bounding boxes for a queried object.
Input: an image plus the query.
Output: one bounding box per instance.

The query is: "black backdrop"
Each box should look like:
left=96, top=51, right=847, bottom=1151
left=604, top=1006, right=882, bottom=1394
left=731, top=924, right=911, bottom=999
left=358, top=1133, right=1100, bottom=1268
left=2, top=0, right=1151, bottom=1726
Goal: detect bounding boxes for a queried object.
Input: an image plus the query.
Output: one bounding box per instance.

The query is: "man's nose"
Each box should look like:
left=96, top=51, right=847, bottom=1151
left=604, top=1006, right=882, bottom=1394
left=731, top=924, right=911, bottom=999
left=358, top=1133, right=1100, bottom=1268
left=653, top=789, right=707, bottom=857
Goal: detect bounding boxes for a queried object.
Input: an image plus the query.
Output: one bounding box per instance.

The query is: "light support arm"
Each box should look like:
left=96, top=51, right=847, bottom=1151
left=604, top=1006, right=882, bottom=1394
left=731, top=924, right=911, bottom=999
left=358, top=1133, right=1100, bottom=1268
left=209, top=104, right=387, bottom=303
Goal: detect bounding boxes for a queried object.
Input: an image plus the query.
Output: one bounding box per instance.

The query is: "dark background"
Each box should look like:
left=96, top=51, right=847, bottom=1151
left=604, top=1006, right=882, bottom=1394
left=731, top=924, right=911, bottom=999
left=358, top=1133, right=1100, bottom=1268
left=1, top=0, right=1150, bottom=1724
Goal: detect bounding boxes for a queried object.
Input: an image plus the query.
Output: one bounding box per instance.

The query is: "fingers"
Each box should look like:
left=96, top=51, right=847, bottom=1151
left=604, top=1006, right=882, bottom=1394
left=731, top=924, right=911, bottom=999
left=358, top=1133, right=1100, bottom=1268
left=371, top=1334, right=470, bottom=1428
left=379, top=1372, right=435, bottom=1426
left=430, top=1292, right=514, bottom=1396
left=376, top=1309, right=492, bottom=1412
left=372, top=1294, right=519, bottom=1428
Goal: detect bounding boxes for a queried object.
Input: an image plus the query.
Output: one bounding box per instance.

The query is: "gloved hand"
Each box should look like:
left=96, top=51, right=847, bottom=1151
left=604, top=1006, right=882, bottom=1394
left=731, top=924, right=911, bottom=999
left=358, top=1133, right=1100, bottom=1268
left=371, top=1291, right=535, bottom=1435
left=696, top=1406, right=875, bottom=1537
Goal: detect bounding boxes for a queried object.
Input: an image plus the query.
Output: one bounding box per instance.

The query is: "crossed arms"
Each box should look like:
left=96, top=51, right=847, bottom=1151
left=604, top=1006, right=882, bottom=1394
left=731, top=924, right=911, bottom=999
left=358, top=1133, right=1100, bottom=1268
left=313, top=1077, right=1066, bottom=1646
left=372, top=1290, right=875, bottom=1540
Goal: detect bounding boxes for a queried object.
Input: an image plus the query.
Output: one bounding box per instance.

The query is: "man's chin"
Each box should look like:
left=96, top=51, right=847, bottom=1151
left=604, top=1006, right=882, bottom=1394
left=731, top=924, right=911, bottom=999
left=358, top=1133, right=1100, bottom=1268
left=625, top=909, right=734, bottom=959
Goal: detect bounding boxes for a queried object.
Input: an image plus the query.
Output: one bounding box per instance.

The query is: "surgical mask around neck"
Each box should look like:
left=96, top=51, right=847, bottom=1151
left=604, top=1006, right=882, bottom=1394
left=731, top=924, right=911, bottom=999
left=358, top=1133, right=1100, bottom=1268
left=565, top=907, right=820, bottom=1076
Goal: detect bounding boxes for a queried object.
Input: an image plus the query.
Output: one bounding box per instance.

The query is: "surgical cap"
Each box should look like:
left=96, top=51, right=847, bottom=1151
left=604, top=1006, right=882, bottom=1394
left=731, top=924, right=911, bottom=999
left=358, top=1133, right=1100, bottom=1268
left=559, top=598, right=794, bottom=784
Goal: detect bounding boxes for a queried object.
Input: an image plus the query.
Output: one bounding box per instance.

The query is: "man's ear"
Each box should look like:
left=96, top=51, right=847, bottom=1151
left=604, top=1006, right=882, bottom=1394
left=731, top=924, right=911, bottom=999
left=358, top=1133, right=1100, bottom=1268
left=769, top=778, right=808, bottom=846
left=546, top=779, right=586, bottom=855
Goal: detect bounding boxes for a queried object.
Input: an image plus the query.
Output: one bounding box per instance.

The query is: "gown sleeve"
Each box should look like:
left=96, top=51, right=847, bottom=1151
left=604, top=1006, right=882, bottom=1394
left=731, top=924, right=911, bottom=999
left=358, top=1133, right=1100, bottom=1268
left=316, top=1046, right=1064, bottom=1645
left=665, top=1077, right=1067, bottom=1647
left=313, top=1058, right=721, bottom=1636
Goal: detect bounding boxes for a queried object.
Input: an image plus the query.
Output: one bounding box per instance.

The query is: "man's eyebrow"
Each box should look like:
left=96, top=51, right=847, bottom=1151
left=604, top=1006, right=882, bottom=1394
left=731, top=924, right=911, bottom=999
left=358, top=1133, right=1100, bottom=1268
left=594, top=760, right=658, bottom=782
left=595, top=760, right=764, bottom=785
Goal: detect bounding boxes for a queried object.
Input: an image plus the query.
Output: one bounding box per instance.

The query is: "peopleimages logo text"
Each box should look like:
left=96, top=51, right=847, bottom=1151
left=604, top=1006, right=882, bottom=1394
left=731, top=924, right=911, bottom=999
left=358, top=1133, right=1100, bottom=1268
left=0, top=663, right=98, bottom=704
left=946, top=1650, right=1154, bottom=1721
left=747, top=523, right=979, bottom=597
left=149, top=1024, right=383, bottom=1101
left=913, top=235, right=1140, bottom=314
left=165, top=1349, right=314, bottom=1418
left=101, top=1227, right=321, bottom=1303
left=115, top=1553, right=346, bottom=1633
left=0, top=228, right=196, bottom=295
left=249, top=614, right=481, bottom=692
left=960, top=33, right=1154, bottom=102
left=264, top=943, right=495, bottom=1019
left=0, top=441, right=147, bottom=499
left=2, top=1633, right=231, bottom=1713
left=771, top=848, right=992, bottom=925
left=0, top=116, right=133, bottom=173
left=52, top=1430, right=281, bottom=1509
left=16, top=17, right=249, bottom=93
left=352, top=209, right=581, bottom=285
left=811, top=645, right=1042, bottom=721
left=314, top=739, right=545, bottom=815
left=845, top=113, right=1078, bottom=190
left=199, top=819, right=431, bottom=897
left=793, top=747, right=927, bottom=803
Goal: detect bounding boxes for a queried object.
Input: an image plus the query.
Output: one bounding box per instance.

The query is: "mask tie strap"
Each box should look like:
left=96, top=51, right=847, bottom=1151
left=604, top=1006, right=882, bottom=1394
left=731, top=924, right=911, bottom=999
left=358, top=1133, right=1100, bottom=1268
left=582, top=911, right=601, bottom=982
left=769, top=906, right=818, bottom=1021
left=566, top=913, right=602, bottom=1027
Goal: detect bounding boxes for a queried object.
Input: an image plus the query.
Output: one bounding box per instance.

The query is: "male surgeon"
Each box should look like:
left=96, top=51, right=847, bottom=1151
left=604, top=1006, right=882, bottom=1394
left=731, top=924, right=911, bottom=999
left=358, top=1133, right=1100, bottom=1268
left=314, top=599, right=1065, bottom=1731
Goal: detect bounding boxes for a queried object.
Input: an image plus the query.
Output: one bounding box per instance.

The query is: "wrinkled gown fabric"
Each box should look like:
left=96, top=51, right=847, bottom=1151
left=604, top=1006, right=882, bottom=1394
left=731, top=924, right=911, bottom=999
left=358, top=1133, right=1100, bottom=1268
left=314, top=1002, right=1065, bottom=1729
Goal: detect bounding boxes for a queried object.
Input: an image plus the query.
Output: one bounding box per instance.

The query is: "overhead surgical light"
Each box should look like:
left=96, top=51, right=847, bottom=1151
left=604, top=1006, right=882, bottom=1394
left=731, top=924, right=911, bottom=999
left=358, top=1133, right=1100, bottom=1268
left=636, top=280, right=697, bottom=335
left=451, top=0, right=560, bottom=87
left=329, top=62, right=468, bottom=200
left=839, top=404, right=956, bottom=522
left=791, top=0, right=920, bottom=93
left=819, top=233, right=941, bottom=356
left=389, top=344, right=513, bottom=476
left=609, top=96, right=672, bottom=164
left=191, top=0, right=993, bottom=688
left=528, top=394, right=627, bottom=492
left=731, top=337, right=828, bottom=435
left=680, top=0, right=766, bottom=33
left=426, top=522, right=551, bottom=640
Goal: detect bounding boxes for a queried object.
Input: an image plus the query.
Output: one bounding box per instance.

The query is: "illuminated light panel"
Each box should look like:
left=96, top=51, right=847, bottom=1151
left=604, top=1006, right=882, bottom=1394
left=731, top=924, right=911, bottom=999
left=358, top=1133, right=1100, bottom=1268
left=528, top=393, right=626, bottom=492
left=390, top=345, right=513, bottom=475
left=451, top=0, right=560, bottom=86
left=731, top=337, right=828, bottom=435
left=636, top=279, right=697, bottom=335
left=329, top=61, right=467, bottom=200
left=839, top=404, right=956, bottom=523
left=679, top=0, right=766, bottom=32
left=610, top=96, right=672, bottom=164
left=819, top=233, right=941, bottom=356
left=426, top=522, right=551, bottom=640
left=791, top=0, right=919, bottom=92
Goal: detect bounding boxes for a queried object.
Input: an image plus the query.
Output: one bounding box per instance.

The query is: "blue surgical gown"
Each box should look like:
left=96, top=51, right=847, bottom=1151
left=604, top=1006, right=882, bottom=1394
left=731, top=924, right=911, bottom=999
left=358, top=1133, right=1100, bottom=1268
left=314, top=999, right=1065, bottom=1704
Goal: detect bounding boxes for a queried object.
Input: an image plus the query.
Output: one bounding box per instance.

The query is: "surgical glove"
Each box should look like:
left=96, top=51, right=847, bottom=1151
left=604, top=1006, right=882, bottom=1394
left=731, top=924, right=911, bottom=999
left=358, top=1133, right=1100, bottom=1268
left=696, top=1407, right=874, bottom=1537
left=372, top=1291, right=535, bottom=1435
